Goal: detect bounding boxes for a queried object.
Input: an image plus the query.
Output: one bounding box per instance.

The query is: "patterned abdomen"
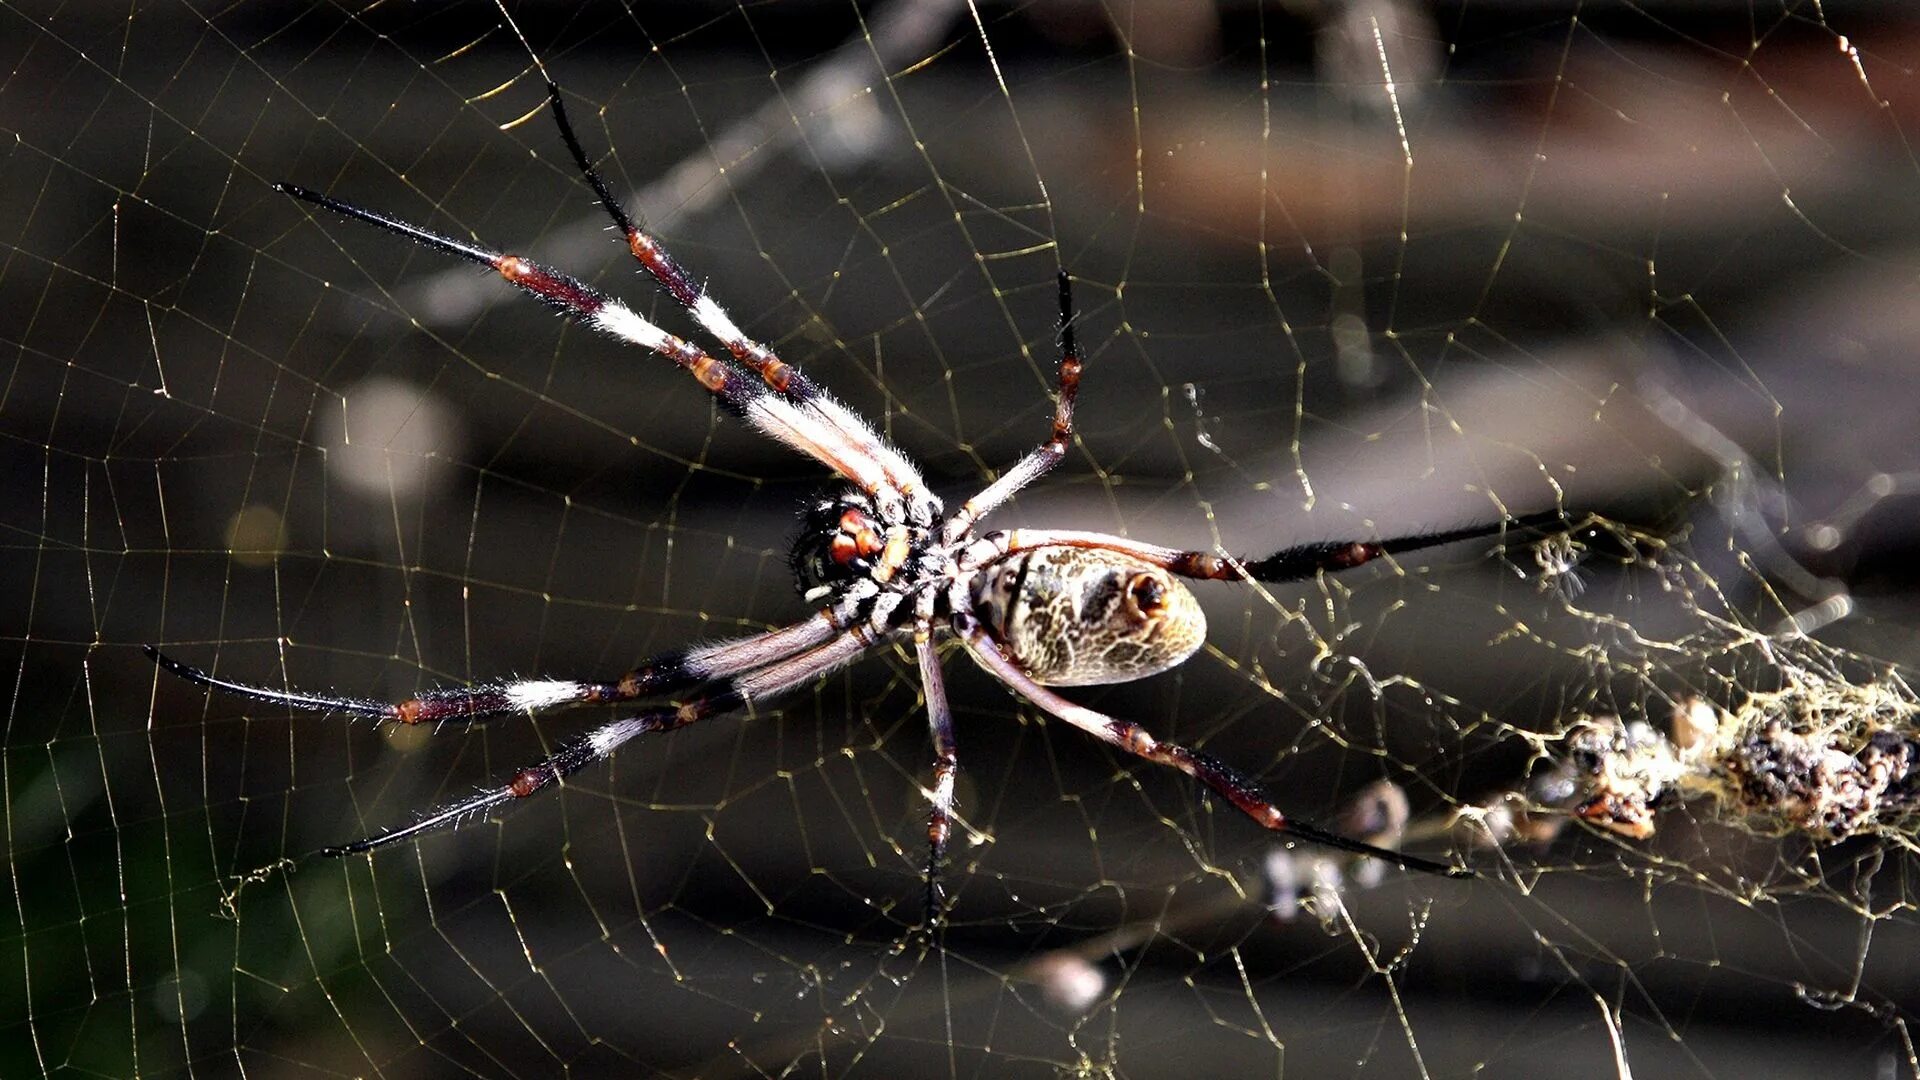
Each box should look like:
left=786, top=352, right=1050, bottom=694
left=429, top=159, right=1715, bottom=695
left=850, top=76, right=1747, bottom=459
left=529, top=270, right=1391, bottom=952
left=970, top=546, right=1206, bottom=686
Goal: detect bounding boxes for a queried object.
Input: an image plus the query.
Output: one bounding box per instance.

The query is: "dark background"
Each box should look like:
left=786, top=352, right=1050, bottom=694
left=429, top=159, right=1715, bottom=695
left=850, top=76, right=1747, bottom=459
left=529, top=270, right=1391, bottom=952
left=8, top=1, right=1920, bottom=1075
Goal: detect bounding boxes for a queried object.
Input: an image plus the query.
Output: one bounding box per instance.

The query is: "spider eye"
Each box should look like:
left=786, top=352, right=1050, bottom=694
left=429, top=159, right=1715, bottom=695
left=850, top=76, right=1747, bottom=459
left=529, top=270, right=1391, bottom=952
left=1127, top=573, right=1168, bottom=617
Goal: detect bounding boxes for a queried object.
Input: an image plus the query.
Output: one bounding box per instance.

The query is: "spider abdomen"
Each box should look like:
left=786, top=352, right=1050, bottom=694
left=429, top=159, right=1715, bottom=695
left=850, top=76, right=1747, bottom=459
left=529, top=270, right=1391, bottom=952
left=970, top=546, right=1206, bottom=686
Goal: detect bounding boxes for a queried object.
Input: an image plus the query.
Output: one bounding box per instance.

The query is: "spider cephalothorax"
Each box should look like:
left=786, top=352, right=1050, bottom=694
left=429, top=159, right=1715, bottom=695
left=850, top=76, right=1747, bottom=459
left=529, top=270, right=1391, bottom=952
left=790, top=488, right=930, bottom=601
left=148, top=75, right=1568, bottom=917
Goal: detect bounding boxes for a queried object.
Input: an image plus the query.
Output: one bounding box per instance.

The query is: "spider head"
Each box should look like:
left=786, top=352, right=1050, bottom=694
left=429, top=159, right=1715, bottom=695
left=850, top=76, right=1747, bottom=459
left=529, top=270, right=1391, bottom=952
left=791, top=489, right=892, bottom=601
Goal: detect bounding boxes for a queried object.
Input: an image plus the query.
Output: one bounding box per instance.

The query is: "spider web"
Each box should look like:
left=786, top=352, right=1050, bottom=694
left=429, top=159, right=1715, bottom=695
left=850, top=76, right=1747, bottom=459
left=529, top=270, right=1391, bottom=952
left=6, top=1, right=1920, bottom=1075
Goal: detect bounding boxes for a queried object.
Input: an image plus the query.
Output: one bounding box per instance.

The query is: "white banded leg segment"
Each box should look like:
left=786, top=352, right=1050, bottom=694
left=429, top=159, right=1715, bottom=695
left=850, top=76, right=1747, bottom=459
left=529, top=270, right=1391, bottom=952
left=144, top=643, right=709, bottom=726
left=746, top=394, right=899, bottom=511
left=150, top=605, right=858, bottom=733
left=325, top=690, right=741, bottom=856
left=587, top=302, right=675, bottom=355
left=686, top=287, right=935, bottom=524
left=538, top=85, right=936, bottom=523
left=320, top=617, right=874, bottom=856
left=271, top=184, right=911, bottom=504
left=590, top=301, right=907, bottom=504
left=798, top=393, right=939, bottom=525
left=393, top=669, right=693, bottom=725
left=396, top=613, right=839, bottom=725
left=505, top=680, right=591, bottom=712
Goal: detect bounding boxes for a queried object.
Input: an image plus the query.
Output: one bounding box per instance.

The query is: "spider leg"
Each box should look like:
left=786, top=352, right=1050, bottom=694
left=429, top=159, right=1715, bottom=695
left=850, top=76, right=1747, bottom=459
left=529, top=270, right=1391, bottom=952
left=322, top=694, right=735, bottom=855
left=275, top=184, right=901, bottom=500
left=145, top=645, right=696, bottom=725
left=145, top=645, right=386, bottom=719
left=952, top=611, right=1472, bottom=878
left=915, top=625, right=958, bottom=922
left=542, top=84, right=936, bottom=525
left=941, top=270, right=1083, bottom=543
left=963, top=510, right=1568, bottom=583
left=144, top=608, right=846, bottom=725
left=327, top=624, right=885, bottom=856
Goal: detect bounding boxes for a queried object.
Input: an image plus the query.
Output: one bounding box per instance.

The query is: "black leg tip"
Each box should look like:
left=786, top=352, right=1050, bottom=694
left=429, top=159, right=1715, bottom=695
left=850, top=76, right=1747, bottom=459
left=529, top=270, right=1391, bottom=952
left=1055, top=270, right=1078, bottom=350
left=143, top=646, right=200, bottom=682
left=275, top=182, right=321, bottom=204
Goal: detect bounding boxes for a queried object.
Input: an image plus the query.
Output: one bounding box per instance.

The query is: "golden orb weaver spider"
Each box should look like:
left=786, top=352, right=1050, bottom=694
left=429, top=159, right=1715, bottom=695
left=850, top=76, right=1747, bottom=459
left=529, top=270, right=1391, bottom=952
left=148, top=79, right=1563, bottom=914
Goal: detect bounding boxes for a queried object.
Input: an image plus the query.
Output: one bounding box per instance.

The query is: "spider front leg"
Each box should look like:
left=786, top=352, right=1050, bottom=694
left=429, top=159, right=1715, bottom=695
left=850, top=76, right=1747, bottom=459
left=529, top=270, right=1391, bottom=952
left=274, top=183, right=916, bottom=518
left=952, top=611, right=1471, bottom=878
left=541, top=82, right=938, bottom=525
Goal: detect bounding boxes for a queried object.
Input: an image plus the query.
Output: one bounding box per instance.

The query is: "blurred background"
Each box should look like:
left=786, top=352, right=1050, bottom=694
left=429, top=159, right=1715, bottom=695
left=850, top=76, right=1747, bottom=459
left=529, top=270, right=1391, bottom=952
left=8, top=0, right=1920, bottom=1075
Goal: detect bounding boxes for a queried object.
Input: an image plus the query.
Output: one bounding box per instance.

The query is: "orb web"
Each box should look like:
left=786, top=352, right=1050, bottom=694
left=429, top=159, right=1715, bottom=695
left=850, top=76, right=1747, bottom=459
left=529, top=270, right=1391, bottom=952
left=5, top=1, right=1920, bottom=1075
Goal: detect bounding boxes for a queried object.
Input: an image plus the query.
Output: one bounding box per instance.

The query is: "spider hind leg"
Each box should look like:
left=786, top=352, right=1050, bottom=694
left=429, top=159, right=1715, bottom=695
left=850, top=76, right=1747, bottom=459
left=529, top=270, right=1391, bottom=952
left=323, top=623, right=882, bottom=856
left=953, top=612, right=1472, bottom=879
left=145, top=644, right=698, bottom=726
left=916, top=629, right=960, bottom=924
left=323, top=691, right=738, bottom=856
left=145, top=609, right=846, bottom=727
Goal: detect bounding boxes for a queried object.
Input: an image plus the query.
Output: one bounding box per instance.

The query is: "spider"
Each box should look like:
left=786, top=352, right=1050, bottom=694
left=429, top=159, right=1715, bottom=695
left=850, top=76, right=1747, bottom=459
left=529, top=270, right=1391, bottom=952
left=148, top=81, right=1559, bottom=906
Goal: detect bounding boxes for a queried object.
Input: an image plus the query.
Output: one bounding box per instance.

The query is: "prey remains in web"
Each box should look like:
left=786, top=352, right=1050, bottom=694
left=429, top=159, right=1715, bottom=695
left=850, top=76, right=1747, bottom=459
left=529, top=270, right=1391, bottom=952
left=146, top=79, right=1566, bottom=916
left=1541, top=671, right=1920, bottom=847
